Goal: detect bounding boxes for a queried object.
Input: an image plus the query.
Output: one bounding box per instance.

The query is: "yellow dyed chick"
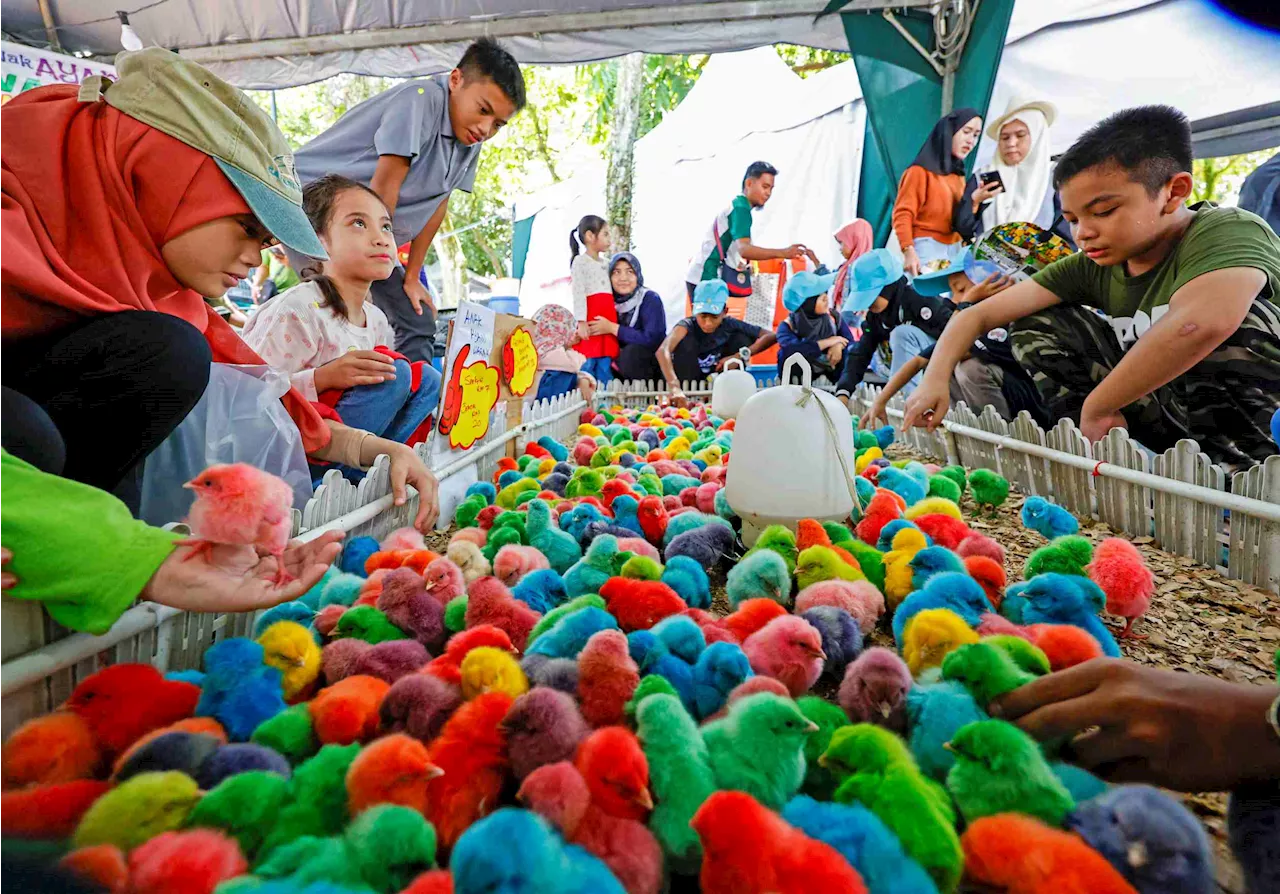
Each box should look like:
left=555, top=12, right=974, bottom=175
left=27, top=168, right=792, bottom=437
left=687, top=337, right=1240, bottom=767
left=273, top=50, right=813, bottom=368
left=901, top=608, right=979, bottom=677
left=578, top=423, right=603, bottom=437
left=882, top=528, right=930, bottom=608
left=675, top=407, right=691, bottom=420
left=538, top=457, right=557, bottom=476
left=257, top=621, right=322, bottom=701
left=855, top=447, right=884, bottom=474
left=904, top=497, right=963, bottom=521
left=694, top=446, right=723, bottom=466
left=459, top=646, right=529, bottom=700
left=666, top=437, right=691, bottom=455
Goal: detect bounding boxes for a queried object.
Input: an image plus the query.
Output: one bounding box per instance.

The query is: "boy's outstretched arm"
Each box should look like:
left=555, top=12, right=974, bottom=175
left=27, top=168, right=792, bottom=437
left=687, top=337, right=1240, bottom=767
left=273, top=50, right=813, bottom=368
left=860, top=354, right=929, bottom=430
left=658, top=326, right=688, bottom=397
left=402, top=198, right=450, bottom=315
left=1079, top=267, right=1264, bottom=440
left=903, top=279, right=1060, bottom=430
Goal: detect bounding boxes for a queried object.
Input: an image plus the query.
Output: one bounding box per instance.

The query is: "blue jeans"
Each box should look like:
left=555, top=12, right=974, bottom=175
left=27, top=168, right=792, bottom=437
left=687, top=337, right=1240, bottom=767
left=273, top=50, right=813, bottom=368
left=334, top=358, right=441, bottom=443
left=888, top=324, right=936, bottom=397
left=536, top=370, right=579, bottom=403
left=580, top=356, right=614, bottom=388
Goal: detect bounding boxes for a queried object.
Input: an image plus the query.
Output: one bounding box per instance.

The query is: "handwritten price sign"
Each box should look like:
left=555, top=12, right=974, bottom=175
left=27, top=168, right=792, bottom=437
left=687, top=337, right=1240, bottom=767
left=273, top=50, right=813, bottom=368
left=503, top=326, right=538, bottom=397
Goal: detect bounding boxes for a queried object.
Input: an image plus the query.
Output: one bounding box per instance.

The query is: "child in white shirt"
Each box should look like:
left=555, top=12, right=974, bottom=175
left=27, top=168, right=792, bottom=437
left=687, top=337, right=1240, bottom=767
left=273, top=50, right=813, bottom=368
left=569, top=214, right=617, bottom=386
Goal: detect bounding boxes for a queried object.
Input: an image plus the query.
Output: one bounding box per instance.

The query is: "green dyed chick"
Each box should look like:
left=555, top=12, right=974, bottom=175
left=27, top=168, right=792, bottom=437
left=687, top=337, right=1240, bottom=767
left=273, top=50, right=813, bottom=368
left=496, top=477, right=540, bottom=509
left=841, top=538, right=887, bottom=592
left=636, top=693, right=718, bottom=875
left=333, top=605, right=408, bottom=644
left=620, top=555, right=664, bottom=581
left=700, top=692, right=817, bottom=810
left=444, top=595, right=468, bottom=632
left=257, top=743, right=361, bottom=862
left=1024, top=534, right=1094, bottom=578
left=796, top=544, right=866, bottom=591
left=796, top=695, right=850, bottom=800
left=345, top=804, right=438, bottom=893
left=969, top=469, right=1009, bottom=509
left=927, top=474, right=962, bottom=504
left=251, top=702, right=319, bottom=765
left=482, top=524, right=524, bottom=564
left=821, top=521, right=855, bottom=545
left=938, top=465, right=968, bottom=494
left=454, top=493, right=488, bottom=529
left=73, top=771, right=200, bottom=852
left=944, top=719, right=1075, bottom=825
left=255, top=834, right=364, bottom=888
left=983, top=635, right=1052, bottom=676
left=822, top=724, right=962, bottom=892
left=625, top=674, right=678, bottom=717
left=941, top=641, right=1038, bottom=708
left=744, top=524, right=798, bottom=575
left=527, top=594, right=608, bottom=643
left=186, top=770, right=289, bottom=858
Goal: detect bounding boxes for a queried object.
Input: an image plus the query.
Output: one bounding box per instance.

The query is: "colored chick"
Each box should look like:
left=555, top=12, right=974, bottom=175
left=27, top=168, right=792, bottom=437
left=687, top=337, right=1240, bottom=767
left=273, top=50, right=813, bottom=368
left=893, top=572, right=993, bottom=648
left=742, top=616, right=826, bottom=697
left=345, top=733, right=443, bottom=815
left=944, top=719, right=1075, bottom=825
left=599, top=577, right=686, bottom=632
left=379, top=674, right=463, bottom=745
left=744, top=524, right=799, bottom=574
left=577, top=630, right=640, bottom=727
left=838, top=647, right=913, bottom=732
left=726, top=549, right=792, bottom=608
left=969, top=469, right=1010, bottom=509
left=502, top=687, right=589, bottom=781
left=1020, top=496, right=1079, bottom=539
left=377, top=569, right=446, bottom=652
left=799, top=606, right=863, bottom=679
left=701, top=693, right=817, bottom=810
left=962, top=813, right=1140, bottom=894
left=423, top=558, right=466, bottom=605
left=196, top=640, right=287, bottom=742
left=424, top=692, right=514, bottom=850
left=182, top=463, right=294, bottom=584
left=796, top=545, right=866, bottom=591
left=660, top=555, right=712, bottom=609
left=1088, top=537, right=1154, bottom=639
left=66, top=664, right=200, bottom=757
left=309, top=675, right=391, bottom=745
left=941, top=642, right=1038, bottom=708
left=635, top=693, right=717, bottom=875
left=460, top=646, right=529, bottom=700
left=465, top=576, right=541, bottom=652
left=902, top=608, right=980, bottom=677
left=575, top=726, right=653, bottom=822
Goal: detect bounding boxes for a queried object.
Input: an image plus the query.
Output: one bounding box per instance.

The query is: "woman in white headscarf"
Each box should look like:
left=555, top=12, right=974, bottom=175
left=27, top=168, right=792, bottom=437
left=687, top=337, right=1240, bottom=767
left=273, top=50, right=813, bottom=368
left=955, top=97, right=1058, bottom=241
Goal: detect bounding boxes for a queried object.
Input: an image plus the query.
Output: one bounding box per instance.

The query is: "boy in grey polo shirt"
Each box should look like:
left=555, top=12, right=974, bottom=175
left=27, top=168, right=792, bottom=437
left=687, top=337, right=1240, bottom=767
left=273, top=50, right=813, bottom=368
left=292, top=38, right=526, bottom=362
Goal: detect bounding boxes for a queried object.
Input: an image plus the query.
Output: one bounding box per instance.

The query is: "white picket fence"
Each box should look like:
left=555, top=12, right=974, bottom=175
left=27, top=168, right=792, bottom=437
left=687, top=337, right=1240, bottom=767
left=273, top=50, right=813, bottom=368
left=850, top=384, right=1280, bottom=594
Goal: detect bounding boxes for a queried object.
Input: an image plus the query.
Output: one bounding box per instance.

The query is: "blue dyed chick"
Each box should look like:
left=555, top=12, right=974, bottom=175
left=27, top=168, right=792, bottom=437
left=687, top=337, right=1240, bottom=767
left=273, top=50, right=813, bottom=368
left=1067, top=785, right=1216, bottom=894
left=905, top=680, right=987, bottom=781
left=725, top=549, right=792, bottom=609
left=562, top=535, right=621, bottom=600
left=876, top=467, right=927, bottom=507
left=254, top=602, right=317, bottom=640
left=650, top=615, right=706, bottom=664
left=526, top=607, right=619, bottom=660
left=782, top=795, right=939, bottom=894
left=893, top=572, right=992, bottom=647
left=526, top=499, right=582, bottom=574
left=610, top=494, right=644, bottom=536
left=1019, top=572, right=1120, bottom=657
left=451, top=808, right=624, bottom=894
left=691, top=641, right=754, bottom=719
left=511, top=568, right=569, bottom=614
left=196, top=638, right=287, bottom=741
left=909, top=546, right=967, bottom=590
left=1020, top=495, right=1080, bottom=539
left=661, top=555, right=711, bottom=609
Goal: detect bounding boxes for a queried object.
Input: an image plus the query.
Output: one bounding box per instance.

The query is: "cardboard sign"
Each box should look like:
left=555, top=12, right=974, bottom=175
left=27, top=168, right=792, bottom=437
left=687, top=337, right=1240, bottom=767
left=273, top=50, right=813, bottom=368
left=1, top=41, right=115, bottom=106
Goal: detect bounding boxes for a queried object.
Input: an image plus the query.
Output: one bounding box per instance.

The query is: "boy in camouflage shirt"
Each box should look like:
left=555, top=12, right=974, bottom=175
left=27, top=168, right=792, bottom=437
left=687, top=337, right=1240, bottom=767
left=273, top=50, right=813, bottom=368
left=903, top=105, right=1280, bottom=469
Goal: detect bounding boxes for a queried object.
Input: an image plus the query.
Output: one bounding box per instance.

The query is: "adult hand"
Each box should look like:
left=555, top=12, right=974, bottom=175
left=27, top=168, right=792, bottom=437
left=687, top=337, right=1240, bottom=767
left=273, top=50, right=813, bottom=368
left=387, top=443, right=440, bottom=532
left=1, top=548, right=15, bottom=591
left=587, top=317, right=619, bottom=337
left=668, top=386, right=688, bottom=409
left=314, top=351, right=397, bottom=392
left=148, top=532, right=345, bottom=614
left=966, top=272, right=1016, bottom=303
left=902, top=379, right=949, bottom=431
left=859, top=400, right=889, bottom=431
left=818, top=336, right=849, bottom=351
left=991, top=658, right=1280, bottom=792
left=784, top=244, right=808, bottom=261
left=972, top=179, right=1004, bottom=212
left=404, top=274, right=436, bottom=316
left=903, top=246, right=922, bottom=278
left=825, top=345, right=844, bottom=367
left=1080, top=400, right=1128, bottom=443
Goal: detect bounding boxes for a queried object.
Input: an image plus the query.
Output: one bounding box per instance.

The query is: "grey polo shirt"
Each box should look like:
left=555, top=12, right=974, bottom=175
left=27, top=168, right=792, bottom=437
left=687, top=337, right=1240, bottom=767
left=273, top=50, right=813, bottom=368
left=294, top=76, right=481, bottom=246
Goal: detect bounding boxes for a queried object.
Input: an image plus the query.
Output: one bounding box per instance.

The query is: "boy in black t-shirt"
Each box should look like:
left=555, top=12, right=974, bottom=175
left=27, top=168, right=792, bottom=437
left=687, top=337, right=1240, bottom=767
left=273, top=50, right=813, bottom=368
left=659, top=280, right=776, bottom=405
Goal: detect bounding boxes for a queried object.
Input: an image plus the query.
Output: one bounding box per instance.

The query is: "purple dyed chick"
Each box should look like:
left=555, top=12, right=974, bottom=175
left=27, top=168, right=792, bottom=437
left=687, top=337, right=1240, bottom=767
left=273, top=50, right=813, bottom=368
left=837, top=647, right=912, bottom=733
left=377, top=568, right=446, bottom=652
left=354, top=639, right=431, bottom=683
left=379, top=674, right=463, bottom=743
left=502, top=687, right=589, bottom=780
left=665, top=524, right=735, bottom=568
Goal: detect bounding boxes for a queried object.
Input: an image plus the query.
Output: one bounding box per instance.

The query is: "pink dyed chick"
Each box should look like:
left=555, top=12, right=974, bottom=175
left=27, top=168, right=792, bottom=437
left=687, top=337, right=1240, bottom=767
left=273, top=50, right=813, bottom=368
left=465, top=576, right=540, bottom=652
left=695, top=482, right=722, bottom=515
left=742, top=616, right=826, bottom=697
left=502, top=687, right=589, bottom=780
left=794, top=580, right=885, bottom=635
left=956, top=532, right=1006, bottom=566
left=493, top=545, right=551, bottom=588
left=837, top=647, right=912, bottom=732
left=377, top=568, right=446, bottom=651
left=450, top=527, right=488, bottom=548
left=705, top=676, right=791, bottom=721
left=1088, top=537, right=1154, bottom=639
left=518, top=761, right=662, bottom=894
left=382, top=526, right=427, bottom=552
left=181, top=463, right=294, bottom=585
left=577, top=630, right=640, bottom=728
left=423, top=558, right=466, bottom=605
left=321, top=638, right=373, bottom=684
left=617, top=537, right=661, bottom=564
left=976, top=612, right=1035, bottom=642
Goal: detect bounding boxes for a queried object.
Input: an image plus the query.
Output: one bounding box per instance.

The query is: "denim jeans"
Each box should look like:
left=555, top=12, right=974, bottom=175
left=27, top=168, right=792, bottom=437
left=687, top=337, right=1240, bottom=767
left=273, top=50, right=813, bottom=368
left=535, top=370, right=579, bottom=403
left=580, top=356, right=614, bottom=388
left=333, top=358, right=441, bottom=444
left=888, top=324, right=937, bottom=397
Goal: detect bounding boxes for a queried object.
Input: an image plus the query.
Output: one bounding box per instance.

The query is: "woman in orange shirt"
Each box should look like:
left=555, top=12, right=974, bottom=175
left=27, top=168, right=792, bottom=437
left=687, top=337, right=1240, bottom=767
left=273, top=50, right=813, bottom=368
left=893, top=108, right=996, bottom=277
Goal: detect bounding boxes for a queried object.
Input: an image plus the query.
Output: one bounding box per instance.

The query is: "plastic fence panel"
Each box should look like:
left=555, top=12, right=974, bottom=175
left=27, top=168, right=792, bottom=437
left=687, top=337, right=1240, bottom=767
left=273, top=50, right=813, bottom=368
left=1229, top=455, right=1280, bottom=592
left=1093, top=429, right=1154, bottom=538
left=1006, top=412, right=1053, bottom=497
left=1045, top=418, right=1095, bottom=519
left=974, top=405, right=1012, bottom=476
left=1154, top=440, right=1227, bottom=570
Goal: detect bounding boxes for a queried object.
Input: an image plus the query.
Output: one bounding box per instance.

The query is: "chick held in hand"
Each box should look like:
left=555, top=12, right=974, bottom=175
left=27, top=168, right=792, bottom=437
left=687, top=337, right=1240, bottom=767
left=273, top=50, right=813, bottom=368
left=838, top=647, right=913, bottom=732
left=701, top=693, right=816, bottom=810
left=962, top=813, right=1140, bottom=894
left=180, top=463, right=296, bottom=585
left=742, top=616, right=825, bottom=697
left=1088, top=537, right=1154, bottom=640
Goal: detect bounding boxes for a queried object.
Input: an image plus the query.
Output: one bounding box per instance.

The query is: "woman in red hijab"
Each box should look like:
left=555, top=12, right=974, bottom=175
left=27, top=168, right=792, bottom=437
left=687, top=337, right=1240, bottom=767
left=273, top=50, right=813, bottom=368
left=1, top=49, right=437, bottom=528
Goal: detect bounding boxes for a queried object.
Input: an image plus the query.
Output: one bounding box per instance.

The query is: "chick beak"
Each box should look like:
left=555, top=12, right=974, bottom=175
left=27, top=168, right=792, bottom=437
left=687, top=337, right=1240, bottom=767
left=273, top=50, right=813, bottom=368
left=878, top=702, right=893, bottom=719
left=803, top=720, right=820, bottom=735
left=634, top=788, right=654, bottom=811
left=426, top=764, right=446, bottom=780
left=942, top=741, right=954, bottom=753
left=291, top=658, right=307, bottom=668
left=1127, top=841, right=1148, bottom=869
left=817, top=754, right=830, bottom=768
left=182, top=479, right=197, bottom=490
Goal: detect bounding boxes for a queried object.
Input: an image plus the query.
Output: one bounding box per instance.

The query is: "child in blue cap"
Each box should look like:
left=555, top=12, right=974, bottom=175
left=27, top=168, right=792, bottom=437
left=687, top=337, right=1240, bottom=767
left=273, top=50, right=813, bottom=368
left=775, top=268, right=859, bottom=382
left=658, top=279, right=777, bottom=404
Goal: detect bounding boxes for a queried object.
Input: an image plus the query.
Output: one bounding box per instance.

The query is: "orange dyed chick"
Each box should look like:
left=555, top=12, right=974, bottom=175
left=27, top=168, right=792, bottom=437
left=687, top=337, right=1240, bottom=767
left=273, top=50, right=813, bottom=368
left=723, top=598, right=789, bottom=644
left=2, top=711, right=102, bottom=789
left=964, top=555, right=1007, bottom=609
left=309, top=675, right=391, bottom=745
left=425, top=691, right=514, bottom=850
left=575, top=726, right=653, bottom=822
left=346, top=733, right=444, bottom=815
left=962, top=813, right=1138, bottom=894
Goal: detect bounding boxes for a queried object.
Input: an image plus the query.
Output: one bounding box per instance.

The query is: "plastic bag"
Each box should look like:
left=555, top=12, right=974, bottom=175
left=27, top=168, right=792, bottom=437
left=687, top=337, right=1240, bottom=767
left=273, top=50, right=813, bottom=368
left=139, top=364, right=312, bottom=526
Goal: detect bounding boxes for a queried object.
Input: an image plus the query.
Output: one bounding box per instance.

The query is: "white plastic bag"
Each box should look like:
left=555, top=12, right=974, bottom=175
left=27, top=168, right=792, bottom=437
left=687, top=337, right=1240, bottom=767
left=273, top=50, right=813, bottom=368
left=139, top=364, right=312, bottom=526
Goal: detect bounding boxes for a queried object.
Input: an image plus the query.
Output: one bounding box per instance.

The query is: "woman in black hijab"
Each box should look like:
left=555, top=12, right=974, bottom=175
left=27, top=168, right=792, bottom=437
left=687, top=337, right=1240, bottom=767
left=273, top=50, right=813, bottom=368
left=892, top=107, right=984, bottom=277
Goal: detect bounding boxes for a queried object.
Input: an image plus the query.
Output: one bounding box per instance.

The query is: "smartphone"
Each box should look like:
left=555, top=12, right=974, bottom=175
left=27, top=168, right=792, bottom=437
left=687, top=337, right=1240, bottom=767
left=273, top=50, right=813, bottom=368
left=979, top=170, right=1004, bottom=190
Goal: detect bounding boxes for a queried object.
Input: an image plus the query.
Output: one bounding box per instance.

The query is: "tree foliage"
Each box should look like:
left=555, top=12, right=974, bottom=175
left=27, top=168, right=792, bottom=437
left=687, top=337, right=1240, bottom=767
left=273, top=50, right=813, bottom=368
left=1191, top=150, right=1273, bottom=205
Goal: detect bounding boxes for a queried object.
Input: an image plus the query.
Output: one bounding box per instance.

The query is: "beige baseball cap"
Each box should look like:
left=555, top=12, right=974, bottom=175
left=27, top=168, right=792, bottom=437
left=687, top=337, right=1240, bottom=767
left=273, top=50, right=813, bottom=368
left=79, top=47, right=326, bottom=259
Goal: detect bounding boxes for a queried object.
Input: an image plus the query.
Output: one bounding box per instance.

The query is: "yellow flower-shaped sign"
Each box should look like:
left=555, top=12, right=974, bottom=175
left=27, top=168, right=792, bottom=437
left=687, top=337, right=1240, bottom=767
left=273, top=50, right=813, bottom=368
left=502, top=325, right=538, bottom=397
left=439, top=344, right=501, bottom=450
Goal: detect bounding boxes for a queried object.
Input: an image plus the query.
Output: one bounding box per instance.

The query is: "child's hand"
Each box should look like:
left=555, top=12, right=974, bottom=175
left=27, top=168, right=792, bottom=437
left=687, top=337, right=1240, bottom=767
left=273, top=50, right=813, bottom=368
left=859, top=401, right=888, bottom=430
left=902, top=378, right=949, bottom=431
left=385, top=443, right=440, bottom=532
left=992, top=658, right=1280, bottom=792
left=825, top=344, right=844, bottom=367
left=149, top=532, right=344, bottom=613
left=578, top=376, right=597, bottom=402
left=966, top=272, right=1015, bottom=303
left=314, top=351, right=397, bottom=392
left=903, top=246, right=922, bottom=278
left=586, top=317, right=619, bottom=337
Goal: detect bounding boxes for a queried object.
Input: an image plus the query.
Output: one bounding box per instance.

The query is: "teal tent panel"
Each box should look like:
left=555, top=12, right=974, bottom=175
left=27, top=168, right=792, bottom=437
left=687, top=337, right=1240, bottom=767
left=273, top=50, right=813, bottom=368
left=511, top=214, right=535, bottom=280
left=841, top=1, right=1015, bottom=245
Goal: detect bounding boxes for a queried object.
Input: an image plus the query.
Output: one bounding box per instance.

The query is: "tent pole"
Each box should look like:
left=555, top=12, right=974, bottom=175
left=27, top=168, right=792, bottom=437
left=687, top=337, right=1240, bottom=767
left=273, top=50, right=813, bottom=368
left=36, top=0, right=62, bottom=52
left=941, top=69, right=954, bottom=115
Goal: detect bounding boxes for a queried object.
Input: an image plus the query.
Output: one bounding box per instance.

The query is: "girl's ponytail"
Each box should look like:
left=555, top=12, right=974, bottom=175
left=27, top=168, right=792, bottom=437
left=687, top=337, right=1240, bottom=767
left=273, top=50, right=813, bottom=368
left=569, top=214, right=607, bottom=266
left=568, top=226, right=582, bottom=262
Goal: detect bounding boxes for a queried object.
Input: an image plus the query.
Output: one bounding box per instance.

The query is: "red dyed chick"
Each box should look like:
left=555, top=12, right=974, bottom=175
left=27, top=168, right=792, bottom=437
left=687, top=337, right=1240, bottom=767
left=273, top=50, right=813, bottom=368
left=346, top=733, right=444, bottom=815
left=575, top=726, right=653, bottom=821
left=599, top=577, right=686, bottom=632
left=1088, top=537, right=1154, bottom=639
left=854, top=492, right=902, bottom=546
left=1027, top=623, right=1105, bottom=671
left=128, top=829, right=248, bottom=894
left=914, top=513, right=971, bottom=550
left=465, top=576, right=540, bottom=652
left=722, top=598, right=788, bottom=644
left=964, top=555, right=1007, bottom=609
left=422, top=624, right=518, bottom=687
left=425, top=691, right=514, bottom=850
left=64, top=664, right=199, bottom=757
left=401, top=870, right=454, bottom=894
left=309, top=675, right=391, bottom=745
left=1, top=779, right=110, bottom=839
left=577, top=630, right=640, bottom=728
left=636, top=496, right=670, bottom=546
left=692, top=790, right=867, bottom=894
left=2, top=711, right=102, bottom=789
left=962, top=813, right=1138, bottom=894
left=181, top=463, right=294, bottom=584
left=61, top=845, right=129, bottom=894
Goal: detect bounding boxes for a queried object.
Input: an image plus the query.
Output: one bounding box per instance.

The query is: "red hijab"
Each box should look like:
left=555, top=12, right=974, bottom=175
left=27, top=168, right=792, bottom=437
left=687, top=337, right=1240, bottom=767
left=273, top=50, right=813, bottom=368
left=1, top=85, right=329, bottom=453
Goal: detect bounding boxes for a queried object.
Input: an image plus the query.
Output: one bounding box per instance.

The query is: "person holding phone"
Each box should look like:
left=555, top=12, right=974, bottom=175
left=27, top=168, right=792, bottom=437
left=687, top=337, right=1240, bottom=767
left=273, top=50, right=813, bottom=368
left=955, top=97, right=1060, bottom=240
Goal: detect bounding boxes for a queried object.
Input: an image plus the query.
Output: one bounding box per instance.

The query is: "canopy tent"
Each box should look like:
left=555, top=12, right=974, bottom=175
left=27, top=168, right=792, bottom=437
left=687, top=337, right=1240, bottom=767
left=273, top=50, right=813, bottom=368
left=511, top=47, right=866, bottom=328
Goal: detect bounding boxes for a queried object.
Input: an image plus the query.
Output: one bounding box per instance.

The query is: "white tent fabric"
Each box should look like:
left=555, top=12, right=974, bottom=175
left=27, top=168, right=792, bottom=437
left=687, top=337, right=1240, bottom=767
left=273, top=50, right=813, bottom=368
left=514, top=48, right=865, bottom=328
left=980, top=0, right=1280, bottom=164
